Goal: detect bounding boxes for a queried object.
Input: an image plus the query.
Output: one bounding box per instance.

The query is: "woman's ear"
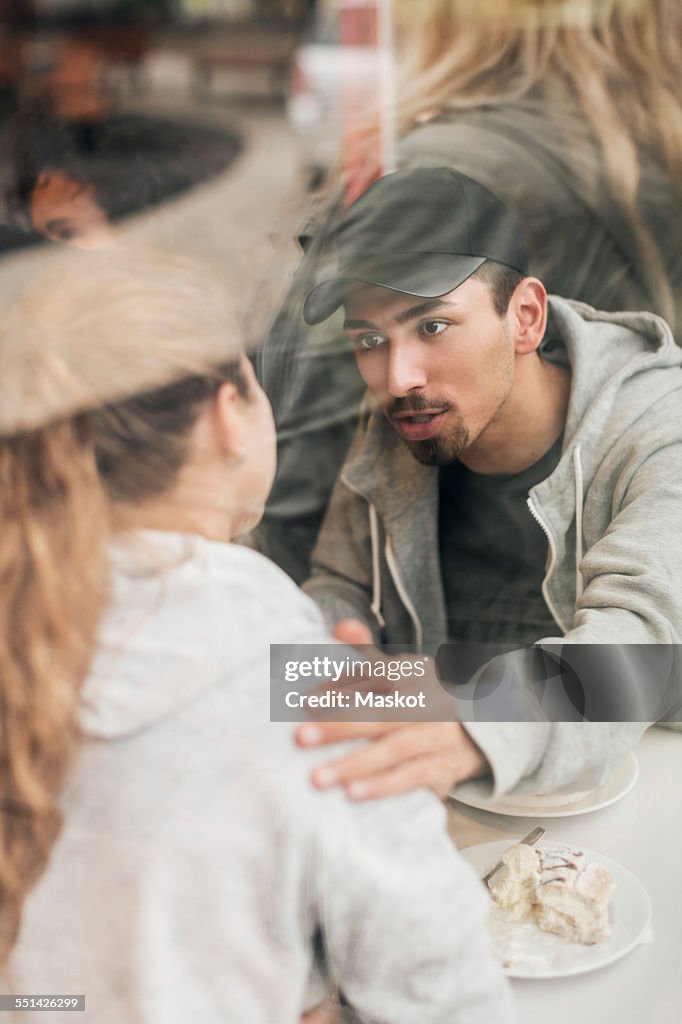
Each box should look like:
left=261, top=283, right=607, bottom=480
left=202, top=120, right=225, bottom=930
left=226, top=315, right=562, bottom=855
left=213, top=381, right=247, bottom=464
left=510, top=278, right=547, bottom=355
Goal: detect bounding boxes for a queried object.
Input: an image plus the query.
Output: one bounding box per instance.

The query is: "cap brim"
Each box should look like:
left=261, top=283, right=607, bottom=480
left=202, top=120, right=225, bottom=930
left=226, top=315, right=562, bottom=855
left=303, top=253, right=487, bottom=325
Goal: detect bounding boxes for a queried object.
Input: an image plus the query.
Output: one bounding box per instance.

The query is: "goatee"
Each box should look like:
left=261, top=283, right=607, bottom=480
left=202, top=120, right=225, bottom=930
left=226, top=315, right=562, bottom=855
left=404, top=425, right=470, bottom=466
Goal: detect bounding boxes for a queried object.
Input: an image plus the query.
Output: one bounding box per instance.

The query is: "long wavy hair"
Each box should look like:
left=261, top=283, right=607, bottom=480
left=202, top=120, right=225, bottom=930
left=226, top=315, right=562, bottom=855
left=343, top=0, right=682, bottom=323
left=0, top=256, right=247, bottom=964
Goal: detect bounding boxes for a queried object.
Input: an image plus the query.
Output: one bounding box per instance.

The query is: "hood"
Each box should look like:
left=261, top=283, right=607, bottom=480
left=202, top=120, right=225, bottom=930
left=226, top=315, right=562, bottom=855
left=79, top=531, right=324, bottom=740
left=542, top=297, right=682, bottom=470
left=528, top=300, right=682, bottom=619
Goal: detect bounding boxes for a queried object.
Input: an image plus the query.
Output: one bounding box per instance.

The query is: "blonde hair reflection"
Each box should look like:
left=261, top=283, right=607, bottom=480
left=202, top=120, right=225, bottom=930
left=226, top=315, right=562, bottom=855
left=348, top=0, right=681, bottom=324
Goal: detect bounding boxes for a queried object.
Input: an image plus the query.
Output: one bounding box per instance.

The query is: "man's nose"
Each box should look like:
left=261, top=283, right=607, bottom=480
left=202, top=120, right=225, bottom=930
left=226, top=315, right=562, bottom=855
left=386, top=342, right=428, bottom=397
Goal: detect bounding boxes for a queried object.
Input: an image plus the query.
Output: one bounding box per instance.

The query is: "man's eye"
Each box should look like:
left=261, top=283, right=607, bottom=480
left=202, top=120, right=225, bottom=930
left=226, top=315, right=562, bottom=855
left=356, top=334, right=385, bottom=351
left=420, top=320, right=448, bottom=337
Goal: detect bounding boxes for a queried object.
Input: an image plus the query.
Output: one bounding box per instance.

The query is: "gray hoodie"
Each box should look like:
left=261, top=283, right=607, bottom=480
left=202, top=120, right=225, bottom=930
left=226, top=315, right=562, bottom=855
left=2, top=532, right=513, bottom=1024
left=304, top=298, right=682, bottom=795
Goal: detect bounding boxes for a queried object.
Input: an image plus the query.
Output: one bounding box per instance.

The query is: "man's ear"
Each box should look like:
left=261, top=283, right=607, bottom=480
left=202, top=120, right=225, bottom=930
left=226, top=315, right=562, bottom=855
left=510, top=278, right=547, bottom=355
left=212, top=381, right=246, bottom=463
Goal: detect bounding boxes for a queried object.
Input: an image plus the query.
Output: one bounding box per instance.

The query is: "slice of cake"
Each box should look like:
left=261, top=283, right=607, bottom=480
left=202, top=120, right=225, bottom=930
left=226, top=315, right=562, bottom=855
left=535, top=857, right=615, bottom=944
left=488, top=841, right=615, bottom=944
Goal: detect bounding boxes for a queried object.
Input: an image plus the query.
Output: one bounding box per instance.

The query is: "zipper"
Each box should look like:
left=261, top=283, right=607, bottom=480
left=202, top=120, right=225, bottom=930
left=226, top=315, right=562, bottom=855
left=572, top=446, right=585, bottom=600
left=526, top=496, right=569, bottom=634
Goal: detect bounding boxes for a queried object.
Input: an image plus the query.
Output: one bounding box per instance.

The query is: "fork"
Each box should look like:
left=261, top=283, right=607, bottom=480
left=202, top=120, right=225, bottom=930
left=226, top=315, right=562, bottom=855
left=482, top=825, right=546, bottom=888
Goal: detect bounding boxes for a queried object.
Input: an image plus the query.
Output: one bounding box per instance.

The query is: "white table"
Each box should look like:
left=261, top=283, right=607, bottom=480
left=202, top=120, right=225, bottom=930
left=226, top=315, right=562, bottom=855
left=446, top=728, right=682, bottom=1024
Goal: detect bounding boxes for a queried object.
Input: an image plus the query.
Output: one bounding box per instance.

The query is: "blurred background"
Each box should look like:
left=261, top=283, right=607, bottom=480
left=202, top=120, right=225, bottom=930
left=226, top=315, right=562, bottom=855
left=2, top=0, right=679, bottom=349
left=0, top=0, right=381, bottom=331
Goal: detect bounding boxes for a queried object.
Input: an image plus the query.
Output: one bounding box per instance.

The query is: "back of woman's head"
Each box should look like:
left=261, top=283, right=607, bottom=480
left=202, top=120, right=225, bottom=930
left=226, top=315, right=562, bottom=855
left=0, top=252, right=246, bottom=963
left=2, top=252, right=243, bottom=434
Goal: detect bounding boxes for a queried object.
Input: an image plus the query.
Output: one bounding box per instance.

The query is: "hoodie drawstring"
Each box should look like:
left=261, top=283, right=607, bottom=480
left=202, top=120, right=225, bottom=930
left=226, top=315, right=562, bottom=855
left=368, top=504, right=386, bottom=631
left=573, top=445, right=584, bottom=600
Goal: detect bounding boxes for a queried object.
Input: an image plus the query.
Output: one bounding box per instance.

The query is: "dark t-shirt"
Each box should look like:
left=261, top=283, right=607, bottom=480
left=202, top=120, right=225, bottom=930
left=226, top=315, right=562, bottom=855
left=439, top=436, right=563, bottom=645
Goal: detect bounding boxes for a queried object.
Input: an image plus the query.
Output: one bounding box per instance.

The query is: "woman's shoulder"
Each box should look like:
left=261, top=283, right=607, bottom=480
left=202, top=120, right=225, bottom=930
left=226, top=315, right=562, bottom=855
left=201, top=535, right=328, bottom=627
left=112, top=529, right=309, bottom=591
left=110, top=529, right=330, bottom=641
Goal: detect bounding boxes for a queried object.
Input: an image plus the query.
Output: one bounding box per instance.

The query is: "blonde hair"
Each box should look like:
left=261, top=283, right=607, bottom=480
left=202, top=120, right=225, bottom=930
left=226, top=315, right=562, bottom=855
left=346, top=0, right=682, bottom=323
left=0, top=418, right=108, bottom=962
left=394, top=0, right=682, bottom=180
left=0, top=253, right=245, bottom=963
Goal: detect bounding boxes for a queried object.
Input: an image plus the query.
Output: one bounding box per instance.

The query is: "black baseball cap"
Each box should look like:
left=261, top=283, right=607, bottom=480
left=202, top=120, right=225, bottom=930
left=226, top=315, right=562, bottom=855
left=303, top=167, right=529, bottom=325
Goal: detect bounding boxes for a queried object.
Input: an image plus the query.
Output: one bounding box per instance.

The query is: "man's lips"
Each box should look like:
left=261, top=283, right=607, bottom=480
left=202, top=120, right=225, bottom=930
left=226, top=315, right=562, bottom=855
left=390, top=410, right=447, bottom=442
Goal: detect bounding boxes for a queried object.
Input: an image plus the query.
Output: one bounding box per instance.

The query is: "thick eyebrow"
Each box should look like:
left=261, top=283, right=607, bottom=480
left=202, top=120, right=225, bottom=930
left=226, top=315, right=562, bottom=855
left=343, top=317, right=378, bottom=331
left=394, top=299, right=460, bottom=325
left=343, top=299, right=460, bottom=331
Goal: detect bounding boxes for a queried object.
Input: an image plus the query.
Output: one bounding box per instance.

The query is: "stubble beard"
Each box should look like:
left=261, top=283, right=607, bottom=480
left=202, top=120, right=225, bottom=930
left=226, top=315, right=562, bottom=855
left=403, top=420, right=471, bottom=466
left=385, top=394, right=471, bottom=465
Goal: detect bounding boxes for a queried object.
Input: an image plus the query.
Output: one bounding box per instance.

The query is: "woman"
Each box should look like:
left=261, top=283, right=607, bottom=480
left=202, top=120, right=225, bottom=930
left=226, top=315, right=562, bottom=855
left=259, top=0, right=682, bottom=583
left=0, top=253, right=511, bottom=1023
left=390, top=0, right=682, bottom=326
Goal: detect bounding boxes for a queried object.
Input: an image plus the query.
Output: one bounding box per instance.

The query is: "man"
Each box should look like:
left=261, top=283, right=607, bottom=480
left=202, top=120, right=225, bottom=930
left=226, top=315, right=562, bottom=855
left=292, top=167, right=682, bottom=803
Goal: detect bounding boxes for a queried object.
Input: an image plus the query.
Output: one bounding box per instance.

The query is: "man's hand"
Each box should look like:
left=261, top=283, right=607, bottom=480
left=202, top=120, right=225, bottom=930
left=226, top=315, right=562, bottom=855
left=300, top=997, right=341, bottom=1024
left=332, top=617, right=374, bottom=646
left=294, top=618, right=489, bottom=800
left=296, top=718, right=487, bottom=799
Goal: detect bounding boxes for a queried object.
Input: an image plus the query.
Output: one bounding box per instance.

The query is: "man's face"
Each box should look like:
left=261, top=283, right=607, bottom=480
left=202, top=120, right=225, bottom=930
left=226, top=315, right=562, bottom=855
left=343, top=275, right=516, bottom=465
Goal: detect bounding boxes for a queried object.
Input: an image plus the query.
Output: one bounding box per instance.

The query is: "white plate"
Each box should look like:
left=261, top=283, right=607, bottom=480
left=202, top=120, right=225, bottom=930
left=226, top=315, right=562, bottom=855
left=461, top=840, right=652, bottom=979
left=453, top=752, right=638, bottom=818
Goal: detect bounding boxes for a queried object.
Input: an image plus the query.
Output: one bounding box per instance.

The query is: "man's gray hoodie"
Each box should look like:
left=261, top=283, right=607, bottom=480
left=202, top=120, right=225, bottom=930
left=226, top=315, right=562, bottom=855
left=304, top=298, right=682, bottom=796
